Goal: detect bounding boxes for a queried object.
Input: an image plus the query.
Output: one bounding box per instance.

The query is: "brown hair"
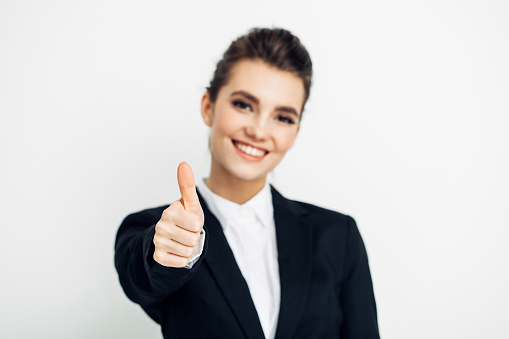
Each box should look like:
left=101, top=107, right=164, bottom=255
left=207, top=28, right=313, bottom=113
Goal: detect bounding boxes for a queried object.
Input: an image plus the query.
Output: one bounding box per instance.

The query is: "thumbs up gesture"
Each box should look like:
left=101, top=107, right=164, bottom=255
left=153, top=162, right=205, bottom=268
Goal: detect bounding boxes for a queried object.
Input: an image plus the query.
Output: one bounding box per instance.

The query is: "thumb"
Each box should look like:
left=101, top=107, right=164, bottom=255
left=177, top=162, right=202, bottom=215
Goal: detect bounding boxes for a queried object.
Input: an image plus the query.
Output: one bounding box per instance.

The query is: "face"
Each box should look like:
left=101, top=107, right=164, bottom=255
left=201, top=59, right=305, bottom=184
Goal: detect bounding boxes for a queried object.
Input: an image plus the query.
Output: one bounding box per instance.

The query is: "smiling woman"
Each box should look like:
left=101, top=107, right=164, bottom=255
left=115, top=28, right=380, bottom=339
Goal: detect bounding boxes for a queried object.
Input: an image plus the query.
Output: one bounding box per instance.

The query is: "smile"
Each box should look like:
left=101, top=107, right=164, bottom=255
left=232, top=140, right=268, bottom=158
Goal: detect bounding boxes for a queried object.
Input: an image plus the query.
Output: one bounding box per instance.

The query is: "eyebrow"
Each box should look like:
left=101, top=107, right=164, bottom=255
left=230, top=90, right=300, bottom=117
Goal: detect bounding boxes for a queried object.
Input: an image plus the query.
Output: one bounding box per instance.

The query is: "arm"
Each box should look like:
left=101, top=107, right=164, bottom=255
left=114, top=163, right=206, bottom=323
left=340, top=216, right=380, bottom=338
left=114, top=210, right=207, bottom=323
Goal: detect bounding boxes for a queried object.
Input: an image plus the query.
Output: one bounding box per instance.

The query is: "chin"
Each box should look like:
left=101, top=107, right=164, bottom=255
left=225, top=160, right=274, bottom=181
left=229, top=168, right=268, bottom=182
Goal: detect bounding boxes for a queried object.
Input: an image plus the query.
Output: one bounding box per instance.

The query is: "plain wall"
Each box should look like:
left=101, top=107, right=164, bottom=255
left=1, top=1, right=508, bottom=338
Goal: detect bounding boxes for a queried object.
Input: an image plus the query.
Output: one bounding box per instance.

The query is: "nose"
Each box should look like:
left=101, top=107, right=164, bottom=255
left=245, top=115, right=269, bottom=141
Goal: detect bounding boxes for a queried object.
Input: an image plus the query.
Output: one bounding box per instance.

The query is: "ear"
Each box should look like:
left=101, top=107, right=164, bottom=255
left=201, top=92, right=213, bottom=127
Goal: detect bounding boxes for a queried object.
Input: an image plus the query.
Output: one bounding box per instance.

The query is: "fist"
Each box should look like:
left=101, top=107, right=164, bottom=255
left=153, top=162, right=204, bottom=268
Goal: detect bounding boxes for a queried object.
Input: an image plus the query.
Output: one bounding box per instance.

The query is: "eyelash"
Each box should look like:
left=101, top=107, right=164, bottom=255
left=232, top=100, right=252, bottom=111
left=277, top=115, right=295, bottom=125
left=232, top=99, right=295, bottom=125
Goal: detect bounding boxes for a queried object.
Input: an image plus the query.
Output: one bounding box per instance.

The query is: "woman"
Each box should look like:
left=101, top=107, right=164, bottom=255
left=115, top=28, right=380, bottom=339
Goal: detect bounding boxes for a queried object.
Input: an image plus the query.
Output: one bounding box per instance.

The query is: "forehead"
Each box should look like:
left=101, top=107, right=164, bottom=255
left=221, top=59, right=306, bottom=112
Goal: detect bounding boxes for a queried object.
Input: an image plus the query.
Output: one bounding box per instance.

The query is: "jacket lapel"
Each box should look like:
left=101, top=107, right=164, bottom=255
left=271, top=187, right=313, bottom=339
left=198, top=192, right=265, bottom=339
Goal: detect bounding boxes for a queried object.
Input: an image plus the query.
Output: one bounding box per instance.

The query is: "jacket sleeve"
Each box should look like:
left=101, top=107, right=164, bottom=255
left=340, top=216, right=380, bottom=339
left=114, top=207, right=207, bottom=323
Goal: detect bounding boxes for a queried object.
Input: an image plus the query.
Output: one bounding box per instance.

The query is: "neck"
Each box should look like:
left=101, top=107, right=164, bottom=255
left=206, top=165, right=266, bottom=205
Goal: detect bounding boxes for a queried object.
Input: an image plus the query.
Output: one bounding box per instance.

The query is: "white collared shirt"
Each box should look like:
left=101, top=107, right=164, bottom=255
left=197, top=179, right=280, bottom=339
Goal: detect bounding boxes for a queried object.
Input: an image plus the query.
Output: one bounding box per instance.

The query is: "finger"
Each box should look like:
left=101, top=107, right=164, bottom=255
left=177, top=162, right=201, bottom=215
left=154, top=237, right=196, bottom=258
left=155, top=218, right=201, bottom=247
left=153, top=251, right=190, bottom=268
left=169, top=226, right=201, bottom=247
left=160, top=205, right=203, bottom=233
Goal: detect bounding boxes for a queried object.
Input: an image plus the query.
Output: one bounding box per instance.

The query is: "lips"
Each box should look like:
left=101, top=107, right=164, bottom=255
left=232, top=140, right=268, bottom=158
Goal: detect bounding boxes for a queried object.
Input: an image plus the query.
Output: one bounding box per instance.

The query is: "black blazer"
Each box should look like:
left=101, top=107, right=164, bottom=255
left=115, top=186, right=379, bottom=338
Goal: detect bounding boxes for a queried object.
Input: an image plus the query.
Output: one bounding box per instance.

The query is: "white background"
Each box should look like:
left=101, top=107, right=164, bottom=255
left=1, top=1, right=508, bottom=338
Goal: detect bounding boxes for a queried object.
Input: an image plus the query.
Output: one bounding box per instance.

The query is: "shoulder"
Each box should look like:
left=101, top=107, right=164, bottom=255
left=273, top=191, right=370, bottom=277
left=271, top=186, right=362, bottom=254
left=271, top=185, right=355, bottom=228
left=296, top=200, right=353, bottom=225
left=291, top=200, right=360, bottom=246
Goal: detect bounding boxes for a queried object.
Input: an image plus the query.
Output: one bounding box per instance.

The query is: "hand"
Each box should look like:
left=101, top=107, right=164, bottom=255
left=153, top=162, right=204, bottom=268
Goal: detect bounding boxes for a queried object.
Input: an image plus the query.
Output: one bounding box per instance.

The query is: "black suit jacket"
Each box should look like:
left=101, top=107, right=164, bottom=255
left=115, top=186, right=379, bottom=338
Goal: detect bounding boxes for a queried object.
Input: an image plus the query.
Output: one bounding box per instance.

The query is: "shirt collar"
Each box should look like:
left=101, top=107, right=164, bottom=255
left=196, top=179, right=274, bottom=229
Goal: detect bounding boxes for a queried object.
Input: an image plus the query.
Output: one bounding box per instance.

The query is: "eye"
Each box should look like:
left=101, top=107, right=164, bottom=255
left=232, top=100, right=252, bottom=111
left=276, top=115, right=296, bottom=125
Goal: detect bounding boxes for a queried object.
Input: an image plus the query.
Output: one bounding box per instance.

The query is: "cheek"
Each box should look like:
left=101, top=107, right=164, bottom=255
left=274, top=129, right=298, bottom=153
left=211, top=105, right=241, bottom=137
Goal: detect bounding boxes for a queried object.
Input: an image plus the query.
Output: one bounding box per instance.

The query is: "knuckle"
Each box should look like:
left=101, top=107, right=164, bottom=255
left=155, top=221, right=170, bottom=237
left=153, top=250, right=164, bottom=264
left=161, top=209, right=173, bottom=221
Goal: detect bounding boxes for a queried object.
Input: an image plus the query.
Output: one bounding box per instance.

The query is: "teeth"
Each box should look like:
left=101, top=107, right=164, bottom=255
left=235, top=142, right=265, bottom=157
